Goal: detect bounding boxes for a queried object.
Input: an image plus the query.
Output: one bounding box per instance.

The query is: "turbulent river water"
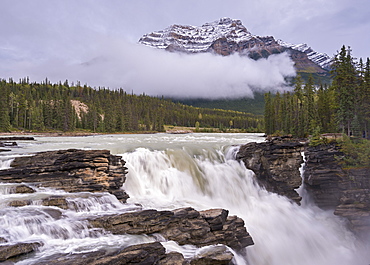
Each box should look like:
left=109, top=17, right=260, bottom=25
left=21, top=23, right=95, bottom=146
left=0, top=133, right=369, bottom=265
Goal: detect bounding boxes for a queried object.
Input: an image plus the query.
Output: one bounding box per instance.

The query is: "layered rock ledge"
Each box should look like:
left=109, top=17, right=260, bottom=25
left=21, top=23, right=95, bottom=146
left=34, top=242, right=235, bottom=265
left=0, top=149, right=254, bottom=264
left=237, top=137, right=370, bottom=235
left=0, top=149, right=129, bottom=202
left=304, top=144, right=370, bottom=235
left=236, top=136, right=304, bottom=204
left=90, top=207, right=253, bottom=251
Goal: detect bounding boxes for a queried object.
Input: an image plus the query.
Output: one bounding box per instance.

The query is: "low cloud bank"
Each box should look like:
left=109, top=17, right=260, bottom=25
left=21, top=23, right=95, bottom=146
left=2, top=40, right=296, bottom=99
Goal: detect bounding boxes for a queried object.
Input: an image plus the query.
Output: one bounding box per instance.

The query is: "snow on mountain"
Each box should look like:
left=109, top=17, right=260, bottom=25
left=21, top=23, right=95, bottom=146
left=277, top=40, right=332, bottom=69
left=139, top=17, right=331, bottom=71
left=140, top=18, right=255, bottom=53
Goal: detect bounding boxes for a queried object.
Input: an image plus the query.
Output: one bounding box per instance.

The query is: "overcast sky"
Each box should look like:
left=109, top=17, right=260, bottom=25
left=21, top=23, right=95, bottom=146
left=1, top=0, right=369, bottom=98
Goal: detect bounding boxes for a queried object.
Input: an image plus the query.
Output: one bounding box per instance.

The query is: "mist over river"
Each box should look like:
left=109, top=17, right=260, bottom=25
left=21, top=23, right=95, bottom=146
left=0, top=133, right=369, bottom=264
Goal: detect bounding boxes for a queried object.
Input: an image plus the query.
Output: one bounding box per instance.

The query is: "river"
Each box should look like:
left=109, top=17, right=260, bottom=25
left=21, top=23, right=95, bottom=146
left=0, top=133, right=368, bottom=264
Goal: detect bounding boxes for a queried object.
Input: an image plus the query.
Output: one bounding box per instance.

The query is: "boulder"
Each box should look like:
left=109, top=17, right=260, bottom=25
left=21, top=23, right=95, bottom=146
left=190, top=245, right=234, bottom=265
left=0, top=149, right=129, bottom=202
left=15, top=184, right=36, bottom=194
left=0, top=242, right=42, bottom=262
left=236, top=136, right=304, bottom=203
left=8, top=200, right=32, bottom=207
left=42, top=195, right=69, bottom=210
left=90, top=207, right=253, bottom=251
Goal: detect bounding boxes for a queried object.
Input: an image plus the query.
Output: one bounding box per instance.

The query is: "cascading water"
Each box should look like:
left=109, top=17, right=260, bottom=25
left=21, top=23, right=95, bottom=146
left=0, top=133, right=368, bottom=264
left=121, top=139, right=369, bottom=265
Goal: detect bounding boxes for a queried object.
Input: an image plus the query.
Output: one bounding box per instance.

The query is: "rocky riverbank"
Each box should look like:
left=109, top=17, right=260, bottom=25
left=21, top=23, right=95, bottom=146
left=0, top=148, right=253, bottom=264
left=0, top=149, right=129, bottom=202
left=237, top=136, right=370, bottom=236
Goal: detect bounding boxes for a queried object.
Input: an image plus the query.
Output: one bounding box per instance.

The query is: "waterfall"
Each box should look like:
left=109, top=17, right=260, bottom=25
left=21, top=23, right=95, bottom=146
left=0, top=156, right=14, bottom=170
left=122, top=144, right=368, bottom=265
left=0, top=134, right=368, bottom=264
left=0, top=185, right=153, bottom=264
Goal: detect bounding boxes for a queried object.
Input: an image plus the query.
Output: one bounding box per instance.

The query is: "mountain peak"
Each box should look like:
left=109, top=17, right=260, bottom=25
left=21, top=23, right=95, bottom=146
left=139, top=17, right=259, bottom=54
left=139, top=18, right=331, bottom=71
left=203, top=17, right=243, bottom=27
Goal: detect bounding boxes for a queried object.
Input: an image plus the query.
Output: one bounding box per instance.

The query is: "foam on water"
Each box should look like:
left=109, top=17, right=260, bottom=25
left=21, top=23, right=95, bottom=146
left=0, top=133, right=368, bottom=264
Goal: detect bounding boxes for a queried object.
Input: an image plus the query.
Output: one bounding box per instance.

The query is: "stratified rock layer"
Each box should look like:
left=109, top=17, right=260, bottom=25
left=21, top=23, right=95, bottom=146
left=0, top=242, right=42, bottom=262
left=90, top=207, right=254, bottom=251
left=34, top=242, right=234, bottom=265
left=304, top=144, right=370, bottom=235
left=0, top=149, right=129, bottom=202
left=236, top=136, right=304, bottom=203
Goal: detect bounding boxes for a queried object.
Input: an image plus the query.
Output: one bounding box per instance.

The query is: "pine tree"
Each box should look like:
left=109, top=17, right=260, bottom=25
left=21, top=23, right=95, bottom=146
left=331, top=46, right=358, bottom=135
left=0, top=83, right=11, bottom=132
left=363, top=58, right=370, bottom=138
left=303, top=75, right=319, bottom=135
left=293, top=75, right=305, bottom=137
left=264, top=92, right=274, bottom=135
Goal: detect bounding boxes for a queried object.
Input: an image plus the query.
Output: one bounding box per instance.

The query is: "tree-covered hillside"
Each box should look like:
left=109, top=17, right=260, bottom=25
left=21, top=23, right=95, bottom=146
left=175, top=93, right=266, bottom=116
left=264, top=46, right=370, bottom=139
left=0, top=78, right=263, bottom=133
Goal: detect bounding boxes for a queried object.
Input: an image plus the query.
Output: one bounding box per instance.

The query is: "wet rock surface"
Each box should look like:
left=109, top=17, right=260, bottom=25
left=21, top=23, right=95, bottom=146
left=90, top=207, right=253, bottom=251
left=238, top=138, right=370, bottom=235
left=236, top=136, right=304, bottom=204
left=0, top=137, right=34, bottom=152
left=33, top=242, right=235, bottom=265
left=0, top=149, right=129, bottom=202
left=35, top=242, right=167, bottom=265
left=190, top=245, right=234, bottom=265
left=0, top=242, right=42, bottom=262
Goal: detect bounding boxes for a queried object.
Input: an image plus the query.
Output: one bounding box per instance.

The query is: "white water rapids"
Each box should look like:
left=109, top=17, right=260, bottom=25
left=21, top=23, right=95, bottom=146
left=0, top=133, right=369, bottom=264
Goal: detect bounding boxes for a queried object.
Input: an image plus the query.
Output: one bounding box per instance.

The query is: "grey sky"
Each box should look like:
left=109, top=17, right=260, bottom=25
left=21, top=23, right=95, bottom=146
left=1, top=0, right=369, bottom=97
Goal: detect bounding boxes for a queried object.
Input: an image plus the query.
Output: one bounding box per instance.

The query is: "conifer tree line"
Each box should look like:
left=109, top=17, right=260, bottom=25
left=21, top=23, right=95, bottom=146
left=0, top=78, right=263, bottom=133
left=264, top=46, right=370, bottom=138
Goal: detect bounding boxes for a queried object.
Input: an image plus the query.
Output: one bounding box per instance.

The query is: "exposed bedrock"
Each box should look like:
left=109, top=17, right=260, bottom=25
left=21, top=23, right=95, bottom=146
left=304, top=144, right=370, bottom=235
left=0, top=242, right=43, bottom=262
left=236, top=136, right=304, bottom=204
left=89, top=207, right=253, bottom=251
left=34, top=242, right=235, bottom=265
left=0, top=149, right=129, bottom=202
left=237, top=138, right=370, bottom=235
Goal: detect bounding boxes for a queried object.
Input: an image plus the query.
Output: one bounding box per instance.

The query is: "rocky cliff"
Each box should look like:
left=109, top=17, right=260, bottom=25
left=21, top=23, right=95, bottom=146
left=237, top=138, right=370, bottom=235
left=304, top=144, right=370, bottom=235
left=236, top=136, right=304, bottom=204
left=139, top=17, right=330, bottom=73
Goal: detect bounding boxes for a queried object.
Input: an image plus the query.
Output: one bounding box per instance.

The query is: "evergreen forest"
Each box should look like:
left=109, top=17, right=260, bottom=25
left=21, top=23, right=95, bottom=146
left=0, top=78, right=263, bottom=133
left=264, top=46, right=370, bottom=139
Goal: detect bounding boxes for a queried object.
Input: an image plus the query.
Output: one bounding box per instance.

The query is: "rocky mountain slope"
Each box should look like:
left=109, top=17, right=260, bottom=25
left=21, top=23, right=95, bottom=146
left=139, top=17, right=331, bottom=74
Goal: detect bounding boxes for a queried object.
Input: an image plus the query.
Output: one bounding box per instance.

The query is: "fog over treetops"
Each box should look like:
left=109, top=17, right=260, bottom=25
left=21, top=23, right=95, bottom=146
left=2, top=38, right=296, bottom=99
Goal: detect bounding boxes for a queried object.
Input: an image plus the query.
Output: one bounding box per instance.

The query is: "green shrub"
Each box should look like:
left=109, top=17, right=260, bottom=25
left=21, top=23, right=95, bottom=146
left=338, top=135, right=370, bottom=168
